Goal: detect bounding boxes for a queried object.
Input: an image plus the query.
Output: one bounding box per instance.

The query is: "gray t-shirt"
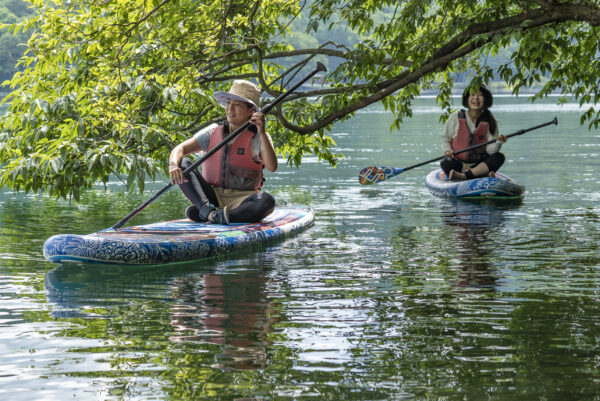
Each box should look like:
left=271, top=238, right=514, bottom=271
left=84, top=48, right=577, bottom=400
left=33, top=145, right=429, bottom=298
left=194, top=123, right=263, bottom=157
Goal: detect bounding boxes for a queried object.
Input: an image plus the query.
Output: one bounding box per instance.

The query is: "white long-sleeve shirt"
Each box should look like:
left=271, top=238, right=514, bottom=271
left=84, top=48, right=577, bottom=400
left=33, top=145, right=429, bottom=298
left=441, top=111, right=502, bottom=155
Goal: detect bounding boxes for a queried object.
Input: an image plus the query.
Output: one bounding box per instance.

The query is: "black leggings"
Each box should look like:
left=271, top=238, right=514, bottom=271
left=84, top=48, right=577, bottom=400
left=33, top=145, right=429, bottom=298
left=441, top=152, right=505, bottom=177
left=178, top=158, right=275, bottom=223
left=228, top=191, right=276, bottom=223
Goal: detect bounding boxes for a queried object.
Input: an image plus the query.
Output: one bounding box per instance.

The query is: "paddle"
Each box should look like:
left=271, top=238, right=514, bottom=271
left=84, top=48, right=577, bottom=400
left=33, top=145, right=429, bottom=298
left=358, top=116, right=558, bottom=185
left=110, top=62, right=327, bottom=230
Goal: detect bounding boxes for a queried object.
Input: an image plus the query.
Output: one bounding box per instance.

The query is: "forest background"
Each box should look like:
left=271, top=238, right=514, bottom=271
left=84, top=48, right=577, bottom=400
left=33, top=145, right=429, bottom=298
left=2, top=0, right=596, bottom=201
left=0, top=0, right=522, bottom=93
left=0, top=0, right=32, bottom=84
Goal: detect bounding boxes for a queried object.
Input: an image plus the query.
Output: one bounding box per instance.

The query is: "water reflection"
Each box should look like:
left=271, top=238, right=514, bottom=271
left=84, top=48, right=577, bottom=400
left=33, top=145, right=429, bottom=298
left=438, top=198, right=523, bottom=291
left=7, top=96, right=600, bottom=399
left=44, top=264, right=167, bottom=318
left=169, top=268, right=276, bottom=370
left=44, top=257, right=277, bottom=372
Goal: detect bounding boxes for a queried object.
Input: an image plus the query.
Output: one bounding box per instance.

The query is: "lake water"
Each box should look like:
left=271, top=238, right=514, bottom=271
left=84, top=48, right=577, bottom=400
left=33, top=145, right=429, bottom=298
left=1, top=95, right=599, bottom=400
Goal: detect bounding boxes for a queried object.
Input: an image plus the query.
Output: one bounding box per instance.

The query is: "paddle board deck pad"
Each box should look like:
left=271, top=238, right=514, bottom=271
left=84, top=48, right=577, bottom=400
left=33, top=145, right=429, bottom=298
left=425, top=169, right=525, bottom=199
left=43, top=206, right=314, bottom=265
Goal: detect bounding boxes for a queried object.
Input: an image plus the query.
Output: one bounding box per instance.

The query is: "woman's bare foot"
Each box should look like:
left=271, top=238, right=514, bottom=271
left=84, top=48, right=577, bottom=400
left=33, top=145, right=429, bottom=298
left=449, top=170, right=466, bottom=180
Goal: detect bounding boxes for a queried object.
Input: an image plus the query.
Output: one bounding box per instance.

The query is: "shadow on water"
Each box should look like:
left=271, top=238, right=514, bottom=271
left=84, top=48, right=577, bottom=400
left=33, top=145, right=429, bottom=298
left=437, top=197, right=523, bottom=291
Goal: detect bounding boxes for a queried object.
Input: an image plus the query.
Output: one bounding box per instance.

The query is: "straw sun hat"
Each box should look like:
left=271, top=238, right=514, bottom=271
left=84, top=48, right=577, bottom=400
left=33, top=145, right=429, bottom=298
left=214, top=80, right=261, bottom=111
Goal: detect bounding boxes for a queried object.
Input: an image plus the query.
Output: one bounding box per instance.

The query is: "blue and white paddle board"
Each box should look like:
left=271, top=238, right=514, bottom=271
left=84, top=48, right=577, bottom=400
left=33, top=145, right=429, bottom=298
left=43, top=205, right=314, bottom=265
left=425, top=169, right=525, bottom=199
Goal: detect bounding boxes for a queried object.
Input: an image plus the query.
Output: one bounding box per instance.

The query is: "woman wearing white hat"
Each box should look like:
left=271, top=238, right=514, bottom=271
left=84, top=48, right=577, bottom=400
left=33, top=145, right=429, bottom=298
left=168, top=80, right=278, bottom=224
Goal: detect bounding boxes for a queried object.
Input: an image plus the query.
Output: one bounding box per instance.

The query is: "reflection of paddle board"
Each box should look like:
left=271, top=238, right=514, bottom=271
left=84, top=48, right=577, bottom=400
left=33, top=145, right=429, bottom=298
left=43, top=206, right=314, bottom=265
left=425, top=169, right=525, bottom=199
left=437, top=196, right=522, bottom=227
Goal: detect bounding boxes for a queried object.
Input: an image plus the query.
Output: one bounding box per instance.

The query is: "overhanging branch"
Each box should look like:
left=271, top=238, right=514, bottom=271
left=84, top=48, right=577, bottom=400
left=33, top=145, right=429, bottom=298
left=276, top=2, right=600, bottom=134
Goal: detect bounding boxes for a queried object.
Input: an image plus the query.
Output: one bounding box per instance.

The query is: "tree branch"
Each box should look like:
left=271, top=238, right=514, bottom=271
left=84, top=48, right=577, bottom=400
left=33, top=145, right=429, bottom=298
left=216, top=0, right=234, bottom=49
left=264, top=47, right=411, bottom=67
left=277, top=3, right=600, bottom=134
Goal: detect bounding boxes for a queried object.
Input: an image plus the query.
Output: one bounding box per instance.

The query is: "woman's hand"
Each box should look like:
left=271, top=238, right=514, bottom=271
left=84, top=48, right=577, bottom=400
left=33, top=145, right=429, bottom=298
left=168, top=137, right=201, bottom=185
left=250, top=111, right=265, bottom=134
left=169, top=164, right=187, bottom=185
left=444, top=149, right=454, bottom=158
left=497, top=135, right=507, bottom=143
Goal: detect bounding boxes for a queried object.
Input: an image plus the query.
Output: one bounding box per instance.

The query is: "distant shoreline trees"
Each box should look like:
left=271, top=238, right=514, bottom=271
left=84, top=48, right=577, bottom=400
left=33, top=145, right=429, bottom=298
left=0, top=0, right=34, bottom=82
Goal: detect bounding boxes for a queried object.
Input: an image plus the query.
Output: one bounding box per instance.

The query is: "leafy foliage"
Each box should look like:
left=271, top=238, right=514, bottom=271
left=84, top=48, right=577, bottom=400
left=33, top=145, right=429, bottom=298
left=2, top=0, right=600, bottom=198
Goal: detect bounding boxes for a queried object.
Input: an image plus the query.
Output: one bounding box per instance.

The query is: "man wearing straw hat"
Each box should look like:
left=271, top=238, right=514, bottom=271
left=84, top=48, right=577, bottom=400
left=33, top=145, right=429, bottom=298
left=168, top=80, right=278, bottom=225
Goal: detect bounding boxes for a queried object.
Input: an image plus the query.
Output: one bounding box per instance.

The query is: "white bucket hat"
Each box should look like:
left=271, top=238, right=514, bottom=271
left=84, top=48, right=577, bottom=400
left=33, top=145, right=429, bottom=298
left=214, top=80, right=261, bottom=111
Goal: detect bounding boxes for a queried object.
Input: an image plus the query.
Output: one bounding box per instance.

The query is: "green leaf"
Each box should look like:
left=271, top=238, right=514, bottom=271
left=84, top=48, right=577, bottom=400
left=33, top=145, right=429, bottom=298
left=51, top=157, right=64, bottom=173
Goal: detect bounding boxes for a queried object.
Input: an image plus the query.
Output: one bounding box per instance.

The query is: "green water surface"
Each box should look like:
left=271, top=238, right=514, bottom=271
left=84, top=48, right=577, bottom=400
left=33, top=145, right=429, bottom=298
left=1, top=95, right=599, bottom=400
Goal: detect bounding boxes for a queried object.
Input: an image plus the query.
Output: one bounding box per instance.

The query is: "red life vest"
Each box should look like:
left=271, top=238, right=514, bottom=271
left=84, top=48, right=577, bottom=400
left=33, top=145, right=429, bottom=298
left=451, top=110, right=488, bottom=162
left=201, top=125, right=264, bottom=190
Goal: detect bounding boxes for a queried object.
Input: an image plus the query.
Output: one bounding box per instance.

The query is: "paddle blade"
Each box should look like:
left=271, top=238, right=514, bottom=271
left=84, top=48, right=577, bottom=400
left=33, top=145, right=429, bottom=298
left=358, top=166, right=403, bottom=185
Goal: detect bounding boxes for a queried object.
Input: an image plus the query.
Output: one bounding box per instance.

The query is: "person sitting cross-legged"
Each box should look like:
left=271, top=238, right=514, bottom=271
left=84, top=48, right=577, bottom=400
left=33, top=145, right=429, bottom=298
left=168, top=80, right=278, bottom=225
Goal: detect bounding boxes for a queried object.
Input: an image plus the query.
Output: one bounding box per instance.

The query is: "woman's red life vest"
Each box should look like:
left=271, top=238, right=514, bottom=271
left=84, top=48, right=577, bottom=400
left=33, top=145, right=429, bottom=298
left=451, top=110, right=488, bottom=162
left=201, top=125, right=264, bottom=190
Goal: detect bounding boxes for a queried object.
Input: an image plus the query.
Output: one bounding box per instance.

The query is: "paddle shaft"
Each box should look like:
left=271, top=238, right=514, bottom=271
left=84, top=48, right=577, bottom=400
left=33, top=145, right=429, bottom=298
left=110, top=62, right=327, bottom=230
left=399, top=116, right=558, bottom=174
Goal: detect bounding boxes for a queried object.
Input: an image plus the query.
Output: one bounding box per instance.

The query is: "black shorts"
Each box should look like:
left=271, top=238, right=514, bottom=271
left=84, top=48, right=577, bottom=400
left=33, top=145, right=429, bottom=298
left=441, top=152, right=505, bottom=176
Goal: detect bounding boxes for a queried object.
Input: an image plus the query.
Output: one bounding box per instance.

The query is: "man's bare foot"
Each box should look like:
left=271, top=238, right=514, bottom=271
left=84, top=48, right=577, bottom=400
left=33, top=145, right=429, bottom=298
left=449, top=170, right=466, bottom=180
left=488, top=171, right=496, bottom=178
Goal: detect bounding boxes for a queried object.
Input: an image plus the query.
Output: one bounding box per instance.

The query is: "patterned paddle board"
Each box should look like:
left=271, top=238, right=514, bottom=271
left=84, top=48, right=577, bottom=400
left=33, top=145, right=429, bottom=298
left=43, top=205, right=314, bottom=265
left=425, top=169, right=525, bottom=199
